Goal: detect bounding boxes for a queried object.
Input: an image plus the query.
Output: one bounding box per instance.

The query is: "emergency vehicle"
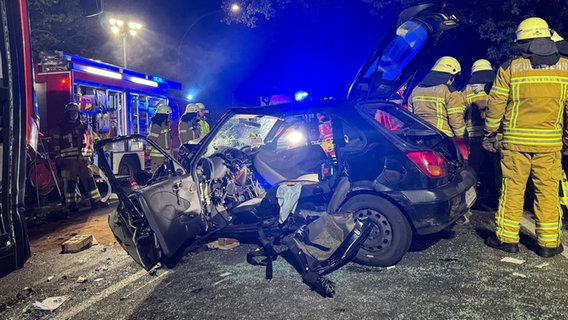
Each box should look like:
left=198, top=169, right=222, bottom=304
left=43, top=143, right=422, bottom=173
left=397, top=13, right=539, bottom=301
left=34, top=52, right=184, bottom=177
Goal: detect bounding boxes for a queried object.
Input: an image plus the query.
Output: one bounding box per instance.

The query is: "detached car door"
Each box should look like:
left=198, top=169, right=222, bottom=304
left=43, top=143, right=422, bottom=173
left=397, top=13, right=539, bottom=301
left=96, top=135, right=205, bottom=270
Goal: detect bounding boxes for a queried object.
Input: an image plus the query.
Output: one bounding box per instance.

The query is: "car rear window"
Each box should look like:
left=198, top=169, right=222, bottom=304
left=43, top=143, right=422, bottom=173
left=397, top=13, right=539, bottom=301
left=363, top=20, right=428, bottom=82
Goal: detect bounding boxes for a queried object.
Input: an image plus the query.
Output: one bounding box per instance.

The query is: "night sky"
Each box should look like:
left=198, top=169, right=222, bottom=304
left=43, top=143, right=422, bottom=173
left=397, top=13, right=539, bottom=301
left=100, top=1, right=388, bottom=112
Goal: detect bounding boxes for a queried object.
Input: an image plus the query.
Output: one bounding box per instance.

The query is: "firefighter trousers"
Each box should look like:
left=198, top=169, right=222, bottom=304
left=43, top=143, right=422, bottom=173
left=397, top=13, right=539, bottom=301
left=496, top=149, right=563, bottom=248
left=60, top=158, right=102, bottom=206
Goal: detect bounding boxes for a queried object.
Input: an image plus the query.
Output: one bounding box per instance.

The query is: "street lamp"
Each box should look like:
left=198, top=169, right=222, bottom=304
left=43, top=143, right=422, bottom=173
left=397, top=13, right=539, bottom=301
left=176, top=4, right=241, bottom=76
left=109, top=17, right=142, bottom=69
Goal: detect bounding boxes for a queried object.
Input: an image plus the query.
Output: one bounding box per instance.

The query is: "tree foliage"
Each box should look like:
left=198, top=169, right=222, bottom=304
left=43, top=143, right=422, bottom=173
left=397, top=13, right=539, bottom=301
left=29, top=0, right=107, bottom=61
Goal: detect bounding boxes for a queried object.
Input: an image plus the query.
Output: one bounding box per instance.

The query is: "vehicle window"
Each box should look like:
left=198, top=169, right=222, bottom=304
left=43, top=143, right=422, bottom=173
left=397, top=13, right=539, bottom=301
left=362, top=105, right=429, bottom=132
left=204, top=114, right=279, bottom=157
left=267, top=113, right=334, bottom=154
left=363, top=20, right=428, bottom=82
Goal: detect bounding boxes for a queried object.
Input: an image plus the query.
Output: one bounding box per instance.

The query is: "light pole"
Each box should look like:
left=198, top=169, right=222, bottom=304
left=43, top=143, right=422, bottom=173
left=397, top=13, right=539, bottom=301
left=109, top=18, right=142, bottom=69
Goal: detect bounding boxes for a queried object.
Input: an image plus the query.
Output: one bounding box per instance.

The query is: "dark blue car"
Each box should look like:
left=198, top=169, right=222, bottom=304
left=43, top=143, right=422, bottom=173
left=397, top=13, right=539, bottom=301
left=97, top=3, right=476, bottom=272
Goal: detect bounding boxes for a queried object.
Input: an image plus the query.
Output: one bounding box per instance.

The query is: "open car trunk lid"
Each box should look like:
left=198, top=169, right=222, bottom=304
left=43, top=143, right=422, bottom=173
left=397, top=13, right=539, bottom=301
left=347, top=2, right=463, bottom=103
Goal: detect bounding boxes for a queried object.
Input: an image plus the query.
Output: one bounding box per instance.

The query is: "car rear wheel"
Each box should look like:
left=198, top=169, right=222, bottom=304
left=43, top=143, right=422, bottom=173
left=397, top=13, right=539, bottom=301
left=339, top=194, right=412, bottom=267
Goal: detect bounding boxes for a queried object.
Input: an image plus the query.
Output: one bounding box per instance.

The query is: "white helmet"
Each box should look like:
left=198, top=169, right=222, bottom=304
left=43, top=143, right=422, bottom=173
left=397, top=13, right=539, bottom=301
left=183, top=103, right=198, bottom=114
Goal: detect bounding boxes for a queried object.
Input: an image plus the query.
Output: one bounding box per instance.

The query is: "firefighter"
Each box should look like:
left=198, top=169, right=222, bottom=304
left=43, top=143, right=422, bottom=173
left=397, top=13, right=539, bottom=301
left=408, top=56, right=466, bottom=139
left=147, top=104, right=173, bottom=173
left=52, top=102, right=108, bottom=212
left=461, top=59, right=500, bottom=207
left=483, top=17, right=568, bottom=257
left=195, top=102, right=210, bottom=138
left=178, top=103, right=200, bottom=144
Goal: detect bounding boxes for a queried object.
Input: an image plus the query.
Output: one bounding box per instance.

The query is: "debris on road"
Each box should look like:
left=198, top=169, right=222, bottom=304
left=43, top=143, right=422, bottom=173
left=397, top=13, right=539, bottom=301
left=47, top=276, right=54, bottom=282
left=500, top=257, right=525, bottom=265
left=76, top=276, right=88, bottom=283
left=535, top=262, right=550, bottom=269
left=32, top=296, right=69, bottom=311
left=61, top=234, right=94, bottom=253
left=206, top=238, right=240, bottom=250
left=512, top=272, right=527, bottom=278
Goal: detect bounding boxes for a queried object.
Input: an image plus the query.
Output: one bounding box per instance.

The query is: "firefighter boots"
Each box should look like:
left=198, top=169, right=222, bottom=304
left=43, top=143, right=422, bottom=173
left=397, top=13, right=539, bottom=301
left=538, top=244, right=564, bottom=258
left=485, top=236, right=519, bottom=253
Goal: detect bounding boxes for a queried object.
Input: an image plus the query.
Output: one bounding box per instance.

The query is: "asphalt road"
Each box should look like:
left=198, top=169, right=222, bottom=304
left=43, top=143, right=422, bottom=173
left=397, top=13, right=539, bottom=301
left=1, top=208, right=568, bottom=320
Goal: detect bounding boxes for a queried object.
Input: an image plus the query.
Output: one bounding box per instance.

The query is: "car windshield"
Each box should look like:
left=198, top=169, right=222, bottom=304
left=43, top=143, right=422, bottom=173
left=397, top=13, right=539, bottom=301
left=204, top=114, right=280, bottom=157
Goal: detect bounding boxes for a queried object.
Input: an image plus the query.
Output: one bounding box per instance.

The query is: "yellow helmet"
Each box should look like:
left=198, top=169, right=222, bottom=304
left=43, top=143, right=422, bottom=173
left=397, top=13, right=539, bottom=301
left=516, top=17, right=551, bottom=41
left=551, top=30, right=564, bottom=42
left=195, top=102, right=206, bottom=110
left=183, top=103, right=198, bottom=114
left=155, top=104, right=172, bottom=115
left=471, top=59, right=493, bottom=73
left=431, top=56, right=461, bottom=75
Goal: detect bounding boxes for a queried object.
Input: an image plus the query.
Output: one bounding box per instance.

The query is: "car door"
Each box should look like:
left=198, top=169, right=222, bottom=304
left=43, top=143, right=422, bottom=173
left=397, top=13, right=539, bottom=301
left=96, top=135, right=205, bottom=270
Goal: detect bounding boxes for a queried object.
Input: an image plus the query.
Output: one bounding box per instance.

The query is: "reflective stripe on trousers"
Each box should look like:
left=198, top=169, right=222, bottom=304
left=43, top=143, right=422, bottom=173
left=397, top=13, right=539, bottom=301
left=496, top=150, right=563, bottom=247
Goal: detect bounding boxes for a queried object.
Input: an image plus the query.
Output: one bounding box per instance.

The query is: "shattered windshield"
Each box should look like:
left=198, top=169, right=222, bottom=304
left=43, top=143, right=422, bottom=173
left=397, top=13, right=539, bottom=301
left=204, top=114, right=280, bottom=157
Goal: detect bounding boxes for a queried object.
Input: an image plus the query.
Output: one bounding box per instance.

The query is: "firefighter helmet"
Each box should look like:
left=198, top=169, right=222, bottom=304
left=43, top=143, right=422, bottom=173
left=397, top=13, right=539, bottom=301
left=471, top=59, right=493, bottom=73
left=516, top=17, right=551, bottom=41
left=64, top=102, right=80, bottom=113
left=431, top=56, right=461, bottom=75
left=183, top=103, right=198, bottom=114
left=155, top=104, right=172, bottom=115
left=551, top=30, right=564, bottom=42
left=195, top=102, right=206, bottom=110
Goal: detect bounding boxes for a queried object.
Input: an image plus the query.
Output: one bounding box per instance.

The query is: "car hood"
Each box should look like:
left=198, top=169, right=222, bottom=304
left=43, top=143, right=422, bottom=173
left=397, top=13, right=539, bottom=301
left=347, top=3, right=463, bottom=102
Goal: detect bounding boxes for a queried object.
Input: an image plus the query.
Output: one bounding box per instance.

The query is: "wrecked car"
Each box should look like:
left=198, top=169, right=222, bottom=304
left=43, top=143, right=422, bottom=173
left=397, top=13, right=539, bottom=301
left=96, top=3, right=476, bottom=296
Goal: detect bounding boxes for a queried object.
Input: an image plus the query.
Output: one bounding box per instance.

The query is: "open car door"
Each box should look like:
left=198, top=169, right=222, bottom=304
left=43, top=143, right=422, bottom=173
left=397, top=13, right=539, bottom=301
left=95, top=135, right=205, bottom=269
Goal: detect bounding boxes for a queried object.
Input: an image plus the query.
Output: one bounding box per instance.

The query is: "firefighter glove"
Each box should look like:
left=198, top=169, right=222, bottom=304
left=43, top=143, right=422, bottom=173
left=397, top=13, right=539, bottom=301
left=482, top=132, right=499, bottom=153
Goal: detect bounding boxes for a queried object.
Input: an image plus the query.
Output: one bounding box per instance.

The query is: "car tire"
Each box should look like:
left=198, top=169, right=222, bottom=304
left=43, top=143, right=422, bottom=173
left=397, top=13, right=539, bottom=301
left=338, top=194, right=412, bottom=267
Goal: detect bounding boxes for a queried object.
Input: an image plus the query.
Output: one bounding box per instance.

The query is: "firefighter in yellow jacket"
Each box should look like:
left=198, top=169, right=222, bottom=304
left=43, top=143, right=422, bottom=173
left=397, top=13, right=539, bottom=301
left=483, top=17, right=568, bottom=257
left=52, top=102, right=108, bottom=212
left=147, top=104, right=172, bottom=173
left=461, top=59, right=500, bottom=206
left=178, top=103, right=200, bottom=144
left=195, top=102, right=210, bottom=138
left=408, top=56, right=466, bottom=138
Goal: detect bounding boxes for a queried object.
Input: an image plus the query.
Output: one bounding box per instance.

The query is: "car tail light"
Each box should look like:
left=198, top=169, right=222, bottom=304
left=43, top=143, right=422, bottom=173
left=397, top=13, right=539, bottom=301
left=406, top=150, right=448, bottom=178
left=453, top=138, right=468, bottom=160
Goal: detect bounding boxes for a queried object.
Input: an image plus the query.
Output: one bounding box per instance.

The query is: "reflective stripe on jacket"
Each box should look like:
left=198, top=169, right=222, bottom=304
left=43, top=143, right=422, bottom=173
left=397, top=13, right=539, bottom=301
left=486, top=56, right=568, bottom=152
left=178, top=120, right=199, bottom=144
left=147, top=123, right=172, bottom=156
left=408, top=84, right=466, bottom=137
left=52, top=120, right=92, bottom=159
left=462, top=85, right=488, bottom=138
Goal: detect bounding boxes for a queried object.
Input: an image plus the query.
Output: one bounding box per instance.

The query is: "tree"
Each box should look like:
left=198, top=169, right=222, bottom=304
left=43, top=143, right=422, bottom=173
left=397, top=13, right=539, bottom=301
left=29, top=0, right=107, bottom=61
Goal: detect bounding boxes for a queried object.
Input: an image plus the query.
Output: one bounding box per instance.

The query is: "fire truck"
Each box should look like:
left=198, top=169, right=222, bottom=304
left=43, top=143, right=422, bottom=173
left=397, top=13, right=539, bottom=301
left=0, top=0, right=106, bottom=277
left=34, top=52, right=184, bottom=177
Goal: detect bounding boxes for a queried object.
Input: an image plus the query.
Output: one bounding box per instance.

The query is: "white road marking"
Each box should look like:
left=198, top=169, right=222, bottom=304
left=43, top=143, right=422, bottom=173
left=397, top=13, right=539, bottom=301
left=52, top=269, right=169, bottom=320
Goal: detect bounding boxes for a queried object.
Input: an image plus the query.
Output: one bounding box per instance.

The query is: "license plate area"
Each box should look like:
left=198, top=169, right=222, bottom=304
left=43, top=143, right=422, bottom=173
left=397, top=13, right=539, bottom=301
left=465, top=186, right=477, bottom=208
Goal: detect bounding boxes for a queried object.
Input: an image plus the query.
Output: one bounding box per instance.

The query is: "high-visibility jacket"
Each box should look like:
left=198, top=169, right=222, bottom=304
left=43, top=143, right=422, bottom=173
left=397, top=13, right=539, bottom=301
left=197, top=117, right=210, bottom=137
left=408, top=84, right=466, bottom=137
left=52, top=120, right=93, bottom=160
left=178, top=119, right=199, bottom=144
left=147, top=122, right=172, bottom=157
left=461, top=85, right=488, bottom=139
left=486, top=56, right=568, bottom=152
